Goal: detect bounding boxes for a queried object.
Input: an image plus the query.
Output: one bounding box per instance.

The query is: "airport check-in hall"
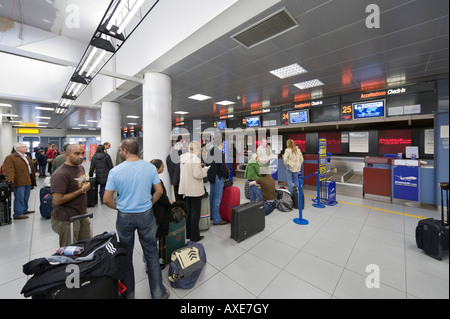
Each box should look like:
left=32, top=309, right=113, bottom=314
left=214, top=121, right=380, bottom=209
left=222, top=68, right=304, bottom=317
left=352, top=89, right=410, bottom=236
left=0, top=0, right=449, bottom=301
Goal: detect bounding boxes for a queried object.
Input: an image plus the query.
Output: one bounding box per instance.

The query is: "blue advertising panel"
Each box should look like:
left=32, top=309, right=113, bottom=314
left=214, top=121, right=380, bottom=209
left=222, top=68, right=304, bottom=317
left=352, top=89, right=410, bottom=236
left=289, top=110, right=309, bottom=124
left=353, top=99, right=385, bottom=119
left=393, top=166, right=419, bottom=201
left=246, top=116, right=260, bottom=128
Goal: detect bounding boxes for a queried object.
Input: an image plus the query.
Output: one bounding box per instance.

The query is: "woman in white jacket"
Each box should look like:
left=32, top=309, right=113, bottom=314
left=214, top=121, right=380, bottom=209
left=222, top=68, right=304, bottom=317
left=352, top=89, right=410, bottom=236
left=282, top=139, right=304, bottom=195
left=179, top=141, right=209, bottom=242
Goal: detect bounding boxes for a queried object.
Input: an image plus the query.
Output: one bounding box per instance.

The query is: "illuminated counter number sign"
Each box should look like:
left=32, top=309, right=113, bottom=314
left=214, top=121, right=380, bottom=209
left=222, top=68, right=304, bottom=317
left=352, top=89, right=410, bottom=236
left=341, top=105, right=353, bottom=120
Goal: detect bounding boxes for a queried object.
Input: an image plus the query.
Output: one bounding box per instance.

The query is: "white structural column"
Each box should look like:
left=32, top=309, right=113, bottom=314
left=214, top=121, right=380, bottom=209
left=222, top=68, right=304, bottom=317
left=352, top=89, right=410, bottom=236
left=101, top=102, right=121, bottom=166
left=143, top=72, right=173, bottom=199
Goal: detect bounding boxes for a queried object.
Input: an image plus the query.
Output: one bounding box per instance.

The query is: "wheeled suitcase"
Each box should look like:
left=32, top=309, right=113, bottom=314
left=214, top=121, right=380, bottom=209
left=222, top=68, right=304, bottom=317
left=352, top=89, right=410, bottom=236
left=86, top=178, right=98, bottom=207
left=39, top=187, right=52, bottom=219
left=292, top=188, right=305, bottom=210
left=160, top=218, right=186, bottom=264
left=219, top=186, right=240, bottom=222
left=0, top=177, right=12, bottom=226
left=199, top=192, right=211, bottom=231
left=415, top=182, right=449, bottom=260
left=231, top=202, right=265, bottom=243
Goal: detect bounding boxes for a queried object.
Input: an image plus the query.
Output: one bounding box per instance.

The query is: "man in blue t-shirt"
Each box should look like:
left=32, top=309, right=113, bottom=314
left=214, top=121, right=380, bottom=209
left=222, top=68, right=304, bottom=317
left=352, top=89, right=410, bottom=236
left=103, top=138, right=169, bottom=299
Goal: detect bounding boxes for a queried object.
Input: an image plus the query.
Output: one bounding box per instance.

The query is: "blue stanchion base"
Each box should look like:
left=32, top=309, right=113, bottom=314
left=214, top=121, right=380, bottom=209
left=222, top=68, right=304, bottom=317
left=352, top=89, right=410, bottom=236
left=312, top=203, right=326, bottom=208
left=294, top=218, right=309, bottom=225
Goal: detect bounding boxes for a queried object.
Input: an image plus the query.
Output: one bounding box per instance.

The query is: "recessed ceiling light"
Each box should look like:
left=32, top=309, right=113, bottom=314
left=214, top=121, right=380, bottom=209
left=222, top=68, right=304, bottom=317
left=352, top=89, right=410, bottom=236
left=78, top=124, right=88, bottom=127
left=294, top=79, right=324, bottom=90
left=2, top=114, right=19, bottom=117
left=87, top=120, right=98, bottom=122
left=216, top=100, right=235, bottom=106
left=37, top=122, right=48, bottom=125
left=35, top=106, right=55, bottom=111
left=72, top=127, right=81, bottom=130
left=174, top=111, right=189, bottom=115
left=127, top=123, right=138, bottom=125
left=270, top=63, right=307, bottom=79
left=126, top=115, right=140, bottom=118
left=189, top=94, right=212, bottom=101
left=36, top=116, right=51, bottom=119
left=0, top=103, right=12, bottom=107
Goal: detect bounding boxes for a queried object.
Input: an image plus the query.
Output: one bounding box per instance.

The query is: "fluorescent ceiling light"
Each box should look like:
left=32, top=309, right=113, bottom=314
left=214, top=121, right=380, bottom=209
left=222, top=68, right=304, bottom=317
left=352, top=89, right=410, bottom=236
left=216, top=100, right=235, bottom=106
left=36, top=116, right=51, bottom=119
left=270, top=63, right=307, bottom=79
left=0, top=103, right=12, bottom=107
left=72, top=127, right=81, bottom=130
left=294, top=79, right=324, bottom=90
left=117, top=0, right=146, bottom=34
left=127, top=123, right=138, bottom=126
left=87, top=120, right=98, bottom=123
left=78, top=124, right=88, bottom=127
left=174, top=111, right=189, bottom=115
left=126, top=115, right=140, bottom=118
left=37, top=122, right=48, bottom=125
left=2, top=114, right=19, bottom=117
left=9, top=120, right=23, bottom=123
left=35, top=106, right=55, bottom=111
left=189, top=94, right=212, bottom=101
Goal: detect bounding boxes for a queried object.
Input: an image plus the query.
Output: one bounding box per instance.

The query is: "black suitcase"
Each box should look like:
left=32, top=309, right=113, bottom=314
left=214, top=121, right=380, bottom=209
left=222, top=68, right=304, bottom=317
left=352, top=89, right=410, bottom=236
left=292, top=188, right=305, bottom=210
left=415, top=182, right=449, bottom=260
left=86, top=178, right=98, bottom=207
left=39, top=187, right=52, bottom=219
left=231, top=202, right=265, bottom=243
left=0, top=178, right=12, bottom=226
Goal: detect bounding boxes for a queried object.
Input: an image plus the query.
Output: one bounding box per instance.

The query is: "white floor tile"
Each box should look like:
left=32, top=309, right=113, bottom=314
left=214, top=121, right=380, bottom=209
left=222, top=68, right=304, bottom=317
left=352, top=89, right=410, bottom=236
left=1, top=176, right=448, bottom=300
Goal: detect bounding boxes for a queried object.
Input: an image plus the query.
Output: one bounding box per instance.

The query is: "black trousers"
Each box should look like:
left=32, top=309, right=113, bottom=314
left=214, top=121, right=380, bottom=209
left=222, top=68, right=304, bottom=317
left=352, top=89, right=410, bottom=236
left=185, top=195, right=202, bottom=241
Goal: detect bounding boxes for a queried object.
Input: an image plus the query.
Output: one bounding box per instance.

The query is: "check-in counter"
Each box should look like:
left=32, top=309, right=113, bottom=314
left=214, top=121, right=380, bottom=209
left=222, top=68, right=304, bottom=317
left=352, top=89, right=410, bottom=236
left=363, top=157, right=392, bottom=198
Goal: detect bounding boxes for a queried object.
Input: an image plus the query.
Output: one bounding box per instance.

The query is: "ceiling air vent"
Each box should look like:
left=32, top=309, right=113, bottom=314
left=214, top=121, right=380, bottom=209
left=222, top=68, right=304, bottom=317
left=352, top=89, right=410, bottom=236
left=121, top=93, right=142, bottom=101
left=231, top=9, right=298, bottom=49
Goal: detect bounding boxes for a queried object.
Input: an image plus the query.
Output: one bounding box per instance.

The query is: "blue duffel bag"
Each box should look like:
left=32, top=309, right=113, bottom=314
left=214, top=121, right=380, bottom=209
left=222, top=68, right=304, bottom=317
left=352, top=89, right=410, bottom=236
left=168, top=241, right=206, bottom=289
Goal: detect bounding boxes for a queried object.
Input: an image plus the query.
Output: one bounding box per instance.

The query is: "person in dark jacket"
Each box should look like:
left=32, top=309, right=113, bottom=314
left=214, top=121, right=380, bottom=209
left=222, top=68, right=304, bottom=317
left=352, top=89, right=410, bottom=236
left=205, top=136, right=229, bottom=225
left=36, top=149, right=48, bottom=178
left=166, top=144, right=183, bottom=201
left=89, top=144, right=113, bottom=204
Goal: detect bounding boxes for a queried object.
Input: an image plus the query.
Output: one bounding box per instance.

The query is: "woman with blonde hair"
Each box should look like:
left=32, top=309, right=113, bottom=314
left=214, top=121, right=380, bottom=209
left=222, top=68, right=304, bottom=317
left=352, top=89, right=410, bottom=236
left=282, top=139, right=304, bottom=195
left=179, top=141, right=209, bottom=242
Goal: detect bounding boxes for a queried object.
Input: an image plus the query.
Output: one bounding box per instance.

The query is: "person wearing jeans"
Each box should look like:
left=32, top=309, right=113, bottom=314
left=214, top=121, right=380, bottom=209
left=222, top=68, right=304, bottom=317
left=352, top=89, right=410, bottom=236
left=282, top=139, right=304, bottom=195
left=210, top=175, right=225, bottom=224
left=249, top=174, right=277, bottom=216
left=2, top=142, right=36, bottom=220
left=104, top=138, right=169, bottom=299
left=115, top=208, right=164, bottom=299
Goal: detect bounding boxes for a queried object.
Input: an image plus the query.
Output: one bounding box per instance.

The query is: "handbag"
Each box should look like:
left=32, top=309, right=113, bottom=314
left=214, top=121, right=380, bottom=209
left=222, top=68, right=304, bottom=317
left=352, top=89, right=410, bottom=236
left=168, top=203, right=186, bottom=223
left=224, top=178, right=233, bottom=188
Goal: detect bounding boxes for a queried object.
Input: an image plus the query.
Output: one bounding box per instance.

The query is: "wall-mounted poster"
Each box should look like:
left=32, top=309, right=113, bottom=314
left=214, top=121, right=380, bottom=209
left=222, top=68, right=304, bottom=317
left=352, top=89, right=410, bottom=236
left=349, top=132, right=369, bottom=153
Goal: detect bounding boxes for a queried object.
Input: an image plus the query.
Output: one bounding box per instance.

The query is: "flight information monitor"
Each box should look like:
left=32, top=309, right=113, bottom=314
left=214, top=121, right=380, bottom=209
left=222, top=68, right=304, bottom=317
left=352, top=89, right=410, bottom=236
left=353, top=99, right=385, bottom=119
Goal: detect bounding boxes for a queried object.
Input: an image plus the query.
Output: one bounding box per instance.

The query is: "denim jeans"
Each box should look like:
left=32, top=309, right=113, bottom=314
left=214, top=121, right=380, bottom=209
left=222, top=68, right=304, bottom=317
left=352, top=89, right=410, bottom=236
left=39, top=164, right=46, bottom=177
left=98, top=184, right=106, bottom=203
left=13, top=185, right=31, bottom=218
left=249, top=185, right=276, bottom=216
left=210, top=175, right=225, bottom=224
left=285, top=167, right=299, bottom=195
left=116, top=208, right=166, bottom=299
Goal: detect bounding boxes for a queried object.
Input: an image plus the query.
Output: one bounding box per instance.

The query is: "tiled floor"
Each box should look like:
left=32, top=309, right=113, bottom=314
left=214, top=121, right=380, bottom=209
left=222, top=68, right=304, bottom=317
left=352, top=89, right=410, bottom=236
left=0, top=176, right=448, bottom=299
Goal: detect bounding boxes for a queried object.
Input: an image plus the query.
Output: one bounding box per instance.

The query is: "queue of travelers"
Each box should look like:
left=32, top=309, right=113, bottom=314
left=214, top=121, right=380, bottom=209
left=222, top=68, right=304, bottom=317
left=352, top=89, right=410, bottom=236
left=1, top=135, right=303, bottom=299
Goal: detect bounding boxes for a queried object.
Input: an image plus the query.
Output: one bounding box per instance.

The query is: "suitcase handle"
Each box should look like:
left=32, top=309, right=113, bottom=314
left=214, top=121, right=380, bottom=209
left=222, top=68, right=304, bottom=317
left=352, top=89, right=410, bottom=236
left=70, top=213, right=93, bottom=223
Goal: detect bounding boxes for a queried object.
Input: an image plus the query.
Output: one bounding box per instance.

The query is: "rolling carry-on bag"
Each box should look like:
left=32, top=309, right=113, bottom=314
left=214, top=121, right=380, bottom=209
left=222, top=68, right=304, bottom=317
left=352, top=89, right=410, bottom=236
left=231, top=201, right=265, bottom=243
left=86, top=178, right=98, bottom=207
left=292, top=187, right=305, bottom=210
left=39, top=187, right=52, bottom=219
left=0, top=176, right=12, bottom=226
left=415, top=182, right=449, bottom=260
left=219, top=186, right=240, bottom=222
left=160, top=218, right=186, bottom=264
left=199, top=191, right=211, bottom=231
